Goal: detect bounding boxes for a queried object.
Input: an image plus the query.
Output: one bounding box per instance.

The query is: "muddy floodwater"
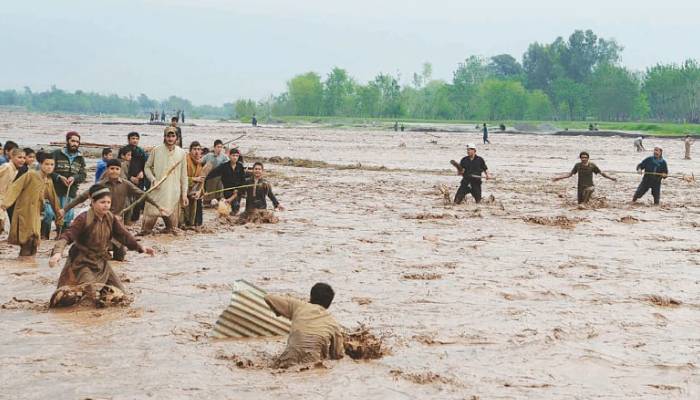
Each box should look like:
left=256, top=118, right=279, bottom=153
left=1, top=111, right=699, bottom=399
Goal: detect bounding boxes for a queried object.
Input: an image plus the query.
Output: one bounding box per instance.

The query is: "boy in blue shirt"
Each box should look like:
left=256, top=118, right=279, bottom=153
left=95, top=147, right=113, bottom=183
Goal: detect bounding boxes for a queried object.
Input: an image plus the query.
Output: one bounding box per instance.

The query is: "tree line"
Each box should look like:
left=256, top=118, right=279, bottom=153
left=2, top=29, right=699, bottom=124
left=237, top=29, right=700, bottom=123
left=0, top=86, right=232, bottom=119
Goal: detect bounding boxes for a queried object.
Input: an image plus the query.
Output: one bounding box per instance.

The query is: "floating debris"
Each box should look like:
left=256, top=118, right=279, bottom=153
left=211, top=280, right=291, bottom=339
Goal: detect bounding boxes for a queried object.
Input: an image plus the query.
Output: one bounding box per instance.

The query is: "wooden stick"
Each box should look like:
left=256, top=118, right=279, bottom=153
left=222, top=133, right=247, bottom=147
left=449, top=160, right=486, bottom=179
left=120, top=159, right=184, bottom=216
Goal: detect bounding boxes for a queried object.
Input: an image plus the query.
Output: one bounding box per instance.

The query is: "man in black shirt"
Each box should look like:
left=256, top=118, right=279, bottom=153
left=205, top=148, right=247, bottom=214
left=122, top=132, right=149, bottom=222
left=233, top=162, right=284, bottom=213
left=454, top=143, right=490, bottom=204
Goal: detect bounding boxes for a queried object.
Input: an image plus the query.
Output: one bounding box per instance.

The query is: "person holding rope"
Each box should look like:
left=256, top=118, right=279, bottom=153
left=552, top=151, right=617, bottom=204
left=230, top=162, right=284, bottom=223
left=684, top=135, right=695, bottom=160
left=184, top=141, right=205, bottom=227
left=0, top=152, right=63, bottom=259
left=140, top=127, right=188, bottom=235
left=49, top=183, right=156, bottom=308
left=453, top=143, right=491, bottom=204
left=43, top=131, right=86, bottom=238
left=63, top=159, right=166, bottom=260
left=202, top=139, right=229, bottom=206
left=205, top=147, right=246, bottom=215
left=633, top=145, right=668, bottom=205
left=122, top=131, right=149, bottom=223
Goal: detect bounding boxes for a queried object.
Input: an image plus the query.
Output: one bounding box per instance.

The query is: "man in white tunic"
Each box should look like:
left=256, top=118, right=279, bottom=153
left=140, top=127, right=189, bottom=234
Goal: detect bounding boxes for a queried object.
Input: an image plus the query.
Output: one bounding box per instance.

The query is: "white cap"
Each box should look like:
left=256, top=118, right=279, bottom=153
left=654, top=144, right=663, bottom=150
left=467, top=143, right=477, bottom=150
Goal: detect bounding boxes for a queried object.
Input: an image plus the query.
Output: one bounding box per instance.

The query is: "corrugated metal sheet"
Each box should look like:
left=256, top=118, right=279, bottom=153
left=211, top=280, right=291, bottom=339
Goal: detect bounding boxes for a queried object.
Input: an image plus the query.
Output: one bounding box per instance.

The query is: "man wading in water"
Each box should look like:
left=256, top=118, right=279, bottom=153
left=552, top=151, right=617, bottom=204
left=452, top=143, right=491, bottom=204
left=49, top=184, right=156, bottom=308
left=633, top=145, right=668, bottom=205
left=264, top=283, right=344, bottom=368
left=63, top=159, right=166, bottom=260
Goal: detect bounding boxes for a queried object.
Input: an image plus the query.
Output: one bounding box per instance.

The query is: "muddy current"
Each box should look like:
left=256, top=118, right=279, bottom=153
left=1, top=111, right=699, bottom=399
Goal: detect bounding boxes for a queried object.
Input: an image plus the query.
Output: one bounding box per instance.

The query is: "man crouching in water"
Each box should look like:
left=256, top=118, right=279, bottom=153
left=264, top=283, right=344, bottom=368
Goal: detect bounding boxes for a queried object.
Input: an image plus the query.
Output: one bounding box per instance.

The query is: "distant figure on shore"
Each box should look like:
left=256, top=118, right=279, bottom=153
left=400, top=124, right=405, bottom=132
left=181, top=110, right=185, bottom=124
left=161, top=110, right=166, bottom=122
left=149, top=112, right=154, bottom=122
left=394, top=121, right=398, bottom=132
left=155, top=111, right=160, bottom=121
left=252, top=114, right=258, bottom=127
left=634, top=137, right=645, bottom=152
left=482, top=123, right=490, bottom=144
left=684, top=135, right=695, bottom=160
left=499, top=123, right=506, bottom=132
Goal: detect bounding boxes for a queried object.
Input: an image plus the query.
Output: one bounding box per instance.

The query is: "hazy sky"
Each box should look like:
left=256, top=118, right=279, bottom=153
left=1, top=0, right=698, bottom=105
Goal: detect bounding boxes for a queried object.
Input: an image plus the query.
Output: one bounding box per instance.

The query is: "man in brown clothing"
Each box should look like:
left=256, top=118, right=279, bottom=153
left=64, top=159, right=166, bottom=260
left=0, top=152, right=63, bottom=258
left=49, top=183, right=155, bottom=308
left=264, top=283, right=344, bottom=368
left=552, top=151, right=617, bottom=204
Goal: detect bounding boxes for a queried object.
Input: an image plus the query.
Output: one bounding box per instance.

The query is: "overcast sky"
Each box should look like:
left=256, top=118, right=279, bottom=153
left=1, top=0, right=698, bottom=105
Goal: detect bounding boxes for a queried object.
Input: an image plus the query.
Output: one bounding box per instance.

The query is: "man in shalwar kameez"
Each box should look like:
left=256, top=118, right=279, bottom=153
left=140, top=127, right=189, bottom=235
left=0, top=148, right=26, bottom=233
left=49, top=183, right=155, bottom=308
left=1, top=152, right=63, bottom=257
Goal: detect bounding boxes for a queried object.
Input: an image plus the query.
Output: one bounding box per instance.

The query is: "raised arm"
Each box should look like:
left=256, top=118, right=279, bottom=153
left=266, top=183, right=280, bottom=209
left=600, top=171, right=617, bottom=181
left=1, top=172, right=28, bottom=209
left=112, top=216, right=146, bottom=253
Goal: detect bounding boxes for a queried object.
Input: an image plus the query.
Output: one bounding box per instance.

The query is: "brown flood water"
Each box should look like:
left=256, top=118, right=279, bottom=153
left=1, top=111, right=699, bottom=399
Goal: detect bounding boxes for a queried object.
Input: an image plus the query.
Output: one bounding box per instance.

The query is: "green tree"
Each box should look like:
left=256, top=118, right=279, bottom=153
left=525, top=90, right=554, bottom=120
left=475, top=80, right=527, bottom=120
left=287, top=72, right=323, bottom=115
left=489, top=54, right=523, bottom=79
left=590, top=64, right=640, bottom=121
left=322, top=67, right=355, bottom=116
left=233, top=99, right=257, bottom=119
left=523, top=42, right=558, bottom=91
left=551, top=78, right=589, bottom=120
left=451, top=55, right=490, bottom=118
left=557, top=29, right=622, bottom=82
left=369, top=73, right=402, bottom=117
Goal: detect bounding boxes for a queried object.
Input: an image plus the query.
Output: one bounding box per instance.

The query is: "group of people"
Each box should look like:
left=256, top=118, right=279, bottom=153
left=0, top=124, right=285, bottom=308
left=453, top=142, right=677, bottom=206
left=149, top=110, right=185, bottom=124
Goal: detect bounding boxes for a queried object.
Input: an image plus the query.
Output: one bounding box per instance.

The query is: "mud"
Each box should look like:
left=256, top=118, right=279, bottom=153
left=1, top=111, right=699, bottom=399
left=343, top=325, right=388, bottom=360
